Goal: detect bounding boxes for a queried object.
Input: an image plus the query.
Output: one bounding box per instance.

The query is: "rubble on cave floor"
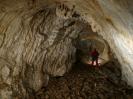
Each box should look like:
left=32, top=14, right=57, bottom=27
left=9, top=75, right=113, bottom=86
left=36, top=60, right=133, bottom=99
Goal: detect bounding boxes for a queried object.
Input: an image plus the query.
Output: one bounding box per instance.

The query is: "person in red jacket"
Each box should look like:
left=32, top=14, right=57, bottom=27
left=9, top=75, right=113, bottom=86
left=90, top=48, right=99, bottom=66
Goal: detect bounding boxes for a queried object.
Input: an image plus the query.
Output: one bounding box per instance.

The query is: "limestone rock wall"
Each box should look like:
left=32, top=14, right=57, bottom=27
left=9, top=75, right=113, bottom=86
left=62, top=0, right=133, bottom=87
left=0, top=0, right=133, bottom=98
left=0, top=3, right=83, bottom=98
left=47, top=0, right=131, bottom=89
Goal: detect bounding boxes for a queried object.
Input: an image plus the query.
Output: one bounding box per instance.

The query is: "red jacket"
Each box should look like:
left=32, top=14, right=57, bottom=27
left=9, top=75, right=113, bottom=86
left=91, top=50, right=99, bottom=58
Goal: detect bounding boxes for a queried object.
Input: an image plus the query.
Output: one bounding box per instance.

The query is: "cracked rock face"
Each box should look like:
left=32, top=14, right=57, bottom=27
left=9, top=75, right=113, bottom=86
left=0, top=0, right=133, bottom=98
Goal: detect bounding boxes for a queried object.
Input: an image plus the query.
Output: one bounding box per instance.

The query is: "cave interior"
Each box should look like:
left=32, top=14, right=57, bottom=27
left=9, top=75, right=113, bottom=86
left=0, top=0, right=133, bottom=98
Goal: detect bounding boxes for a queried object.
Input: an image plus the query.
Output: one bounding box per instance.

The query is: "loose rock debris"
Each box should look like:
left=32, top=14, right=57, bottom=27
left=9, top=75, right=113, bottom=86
left=36, top=61, right=133, bottom=99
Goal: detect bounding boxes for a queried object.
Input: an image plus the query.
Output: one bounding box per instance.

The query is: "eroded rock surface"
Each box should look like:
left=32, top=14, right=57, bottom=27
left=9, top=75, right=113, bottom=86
left=0, top=0, right=133, bottom=98
left=0, top=4, right=84, bottom=98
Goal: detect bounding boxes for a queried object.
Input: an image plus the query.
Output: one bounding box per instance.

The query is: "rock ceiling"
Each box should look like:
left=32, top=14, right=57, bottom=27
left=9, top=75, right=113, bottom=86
left=0, top=0, right=133, bottom=98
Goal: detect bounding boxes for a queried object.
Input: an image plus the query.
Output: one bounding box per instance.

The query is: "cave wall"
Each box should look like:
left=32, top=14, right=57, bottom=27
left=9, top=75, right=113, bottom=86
left=0, top=2, right=83, bottom=98
left=77, top=25, right=111, bottom=65
left=0, top=0, right=133, bottom=98
left=84, top=0, right=133, bottom=86
left=52, top=0, right=133, bottom=86
left=63, top=0, right=133, bottom=86
left=97, top=0, right=133, bottom=83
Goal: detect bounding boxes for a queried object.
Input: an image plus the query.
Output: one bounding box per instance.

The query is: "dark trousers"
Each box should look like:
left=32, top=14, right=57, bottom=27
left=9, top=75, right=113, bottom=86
left=91, top=58, right=99, bottom=66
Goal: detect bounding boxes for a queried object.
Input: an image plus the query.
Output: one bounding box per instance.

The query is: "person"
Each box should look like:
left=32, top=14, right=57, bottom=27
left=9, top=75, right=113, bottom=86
left=90, top=48, right=99, bottom=66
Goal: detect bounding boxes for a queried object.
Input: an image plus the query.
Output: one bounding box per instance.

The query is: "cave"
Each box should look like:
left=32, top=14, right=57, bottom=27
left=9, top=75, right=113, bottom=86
left=0, top=0, right=133, bottom=98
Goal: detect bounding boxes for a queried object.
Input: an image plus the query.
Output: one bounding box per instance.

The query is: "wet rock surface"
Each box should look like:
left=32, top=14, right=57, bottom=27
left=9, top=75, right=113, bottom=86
left=36, top=61, right=133, bottom=99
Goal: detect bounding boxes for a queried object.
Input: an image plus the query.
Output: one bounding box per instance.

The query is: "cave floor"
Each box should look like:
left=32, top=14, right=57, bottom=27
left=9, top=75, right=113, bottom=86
left=36, top=61, right=133, bottom=99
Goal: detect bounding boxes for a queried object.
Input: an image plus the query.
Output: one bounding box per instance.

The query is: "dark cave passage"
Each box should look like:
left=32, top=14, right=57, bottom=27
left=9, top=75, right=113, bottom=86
left=36, top=60, right=133, bottom=99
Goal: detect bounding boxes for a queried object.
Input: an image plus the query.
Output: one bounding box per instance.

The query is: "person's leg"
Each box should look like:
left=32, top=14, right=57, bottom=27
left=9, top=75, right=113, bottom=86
left=96, top=58, right=99, bottom=66
left=91, top=60, right=94, bottom=66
